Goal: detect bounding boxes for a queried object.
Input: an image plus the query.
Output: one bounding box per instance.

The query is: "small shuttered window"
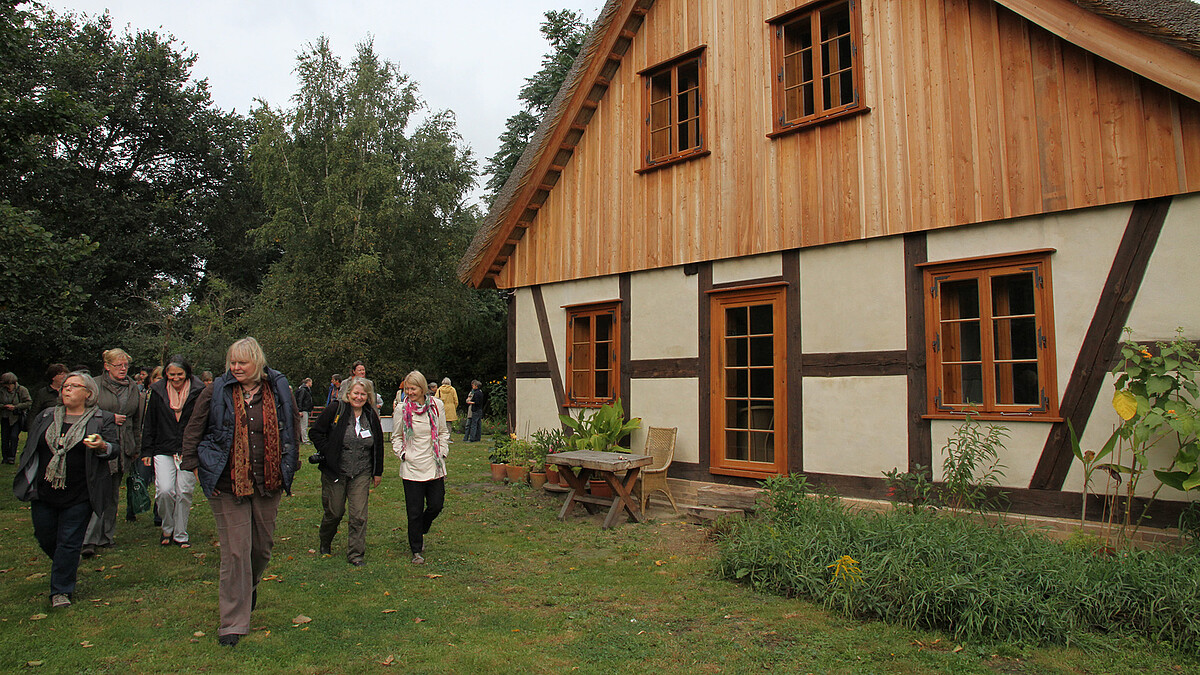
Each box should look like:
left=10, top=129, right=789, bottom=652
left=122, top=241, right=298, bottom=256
left=640, top=48, right=707, bottom=171
left=769, top=0, right=865, bottom=135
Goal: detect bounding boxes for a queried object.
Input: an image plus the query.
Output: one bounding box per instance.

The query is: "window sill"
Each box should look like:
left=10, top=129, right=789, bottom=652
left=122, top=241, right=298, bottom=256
left=710, top=465, right=781, bottom=480
left=636, top=149, right=710, bottom=175
left=768, top=105, right=869, bottom=139
left=564, top=401, right=614, bottom=410
left=923, top=412, right=1063, bottom=423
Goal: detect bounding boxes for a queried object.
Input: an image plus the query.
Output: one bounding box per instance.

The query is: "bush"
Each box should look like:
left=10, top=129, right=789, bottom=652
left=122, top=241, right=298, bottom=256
left=718, top=475, right=1200, bottom=652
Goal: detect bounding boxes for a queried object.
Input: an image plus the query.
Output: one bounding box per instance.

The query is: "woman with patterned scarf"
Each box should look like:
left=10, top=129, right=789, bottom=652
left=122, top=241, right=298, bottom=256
left=13, top=372, right=118, bottom=609
left=392, top=370, right=450, bottom=565
left=182, top=337, right=300, bottom=647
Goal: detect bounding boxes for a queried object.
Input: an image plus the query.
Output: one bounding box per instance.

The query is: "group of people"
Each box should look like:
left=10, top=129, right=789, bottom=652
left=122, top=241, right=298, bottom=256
left=9, top=338, right=479, bottom=648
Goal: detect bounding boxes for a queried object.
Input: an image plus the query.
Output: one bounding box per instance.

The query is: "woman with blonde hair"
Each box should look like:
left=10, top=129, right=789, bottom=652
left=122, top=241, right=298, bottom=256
left=81, top=348, right=142, bottom=557
left=14, top=372, right=118, bottom=608
left=309, top=376, right=384, bottom=566
left=435, top=377, right=458, bottom=433
left=392, top=371, right=449, bottom=564
left=182, top=337, right=300, bottom=646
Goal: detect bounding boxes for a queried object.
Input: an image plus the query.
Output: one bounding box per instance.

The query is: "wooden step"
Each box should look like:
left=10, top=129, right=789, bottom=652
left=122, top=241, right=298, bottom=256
left=685, top=505, right=745, bottom=524
left=696, top=484, right=763, bottom=512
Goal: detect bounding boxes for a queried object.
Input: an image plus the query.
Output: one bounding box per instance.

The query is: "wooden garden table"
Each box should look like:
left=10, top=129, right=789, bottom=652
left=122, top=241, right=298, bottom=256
left=546, top=450, right=653, bottom=529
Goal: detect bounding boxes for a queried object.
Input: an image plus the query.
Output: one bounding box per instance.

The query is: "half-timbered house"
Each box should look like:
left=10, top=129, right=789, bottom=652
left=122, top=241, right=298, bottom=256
left=460, top=0, right=1200, bottom=522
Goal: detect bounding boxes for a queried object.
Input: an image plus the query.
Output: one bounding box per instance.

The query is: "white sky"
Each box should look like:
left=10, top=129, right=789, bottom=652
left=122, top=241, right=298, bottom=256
left=40, top=0, right=604, bottom=204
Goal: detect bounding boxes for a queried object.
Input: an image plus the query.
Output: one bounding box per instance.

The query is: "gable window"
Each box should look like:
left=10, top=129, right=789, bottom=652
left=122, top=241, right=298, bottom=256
left=565, top=302, right=621, bottom=407
left=639, top=48, right=707, bottom=171
left=921, top=250, right=1059, bottom=420
left=769, top=1, right=865, bottom=134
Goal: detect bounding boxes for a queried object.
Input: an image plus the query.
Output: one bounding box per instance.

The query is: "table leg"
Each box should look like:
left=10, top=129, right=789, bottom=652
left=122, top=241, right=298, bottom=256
left=601, top=467, right=644, bottom=529
left=556, top=466, right=594, bottom=520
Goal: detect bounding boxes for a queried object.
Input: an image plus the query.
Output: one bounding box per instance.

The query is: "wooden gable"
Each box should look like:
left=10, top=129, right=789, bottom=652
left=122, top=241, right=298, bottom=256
left=463, top=0, right=1200, bottom=290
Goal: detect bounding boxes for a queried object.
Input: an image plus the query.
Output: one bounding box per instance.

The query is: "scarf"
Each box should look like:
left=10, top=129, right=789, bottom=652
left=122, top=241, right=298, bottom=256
left=403, top=396, right=444, bottom=473
left=42, top=405, right=98, bottom=489
left=230, top=382, right=282, bottom=497
left=167, top=381, right=190, bottom=421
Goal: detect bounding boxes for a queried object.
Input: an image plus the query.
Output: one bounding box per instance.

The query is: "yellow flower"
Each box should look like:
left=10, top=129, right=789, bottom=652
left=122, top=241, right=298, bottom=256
left=1141, top=349, right=1152, bottom=358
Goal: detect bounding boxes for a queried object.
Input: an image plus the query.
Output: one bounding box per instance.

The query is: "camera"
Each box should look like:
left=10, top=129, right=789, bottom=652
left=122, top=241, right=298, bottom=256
left=307, top=453, right=324, bottom=465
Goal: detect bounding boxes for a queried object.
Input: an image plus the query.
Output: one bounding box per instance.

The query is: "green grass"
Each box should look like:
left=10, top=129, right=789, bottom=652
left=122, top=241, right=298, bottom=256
left=0, top=437, right=1194, bottom=674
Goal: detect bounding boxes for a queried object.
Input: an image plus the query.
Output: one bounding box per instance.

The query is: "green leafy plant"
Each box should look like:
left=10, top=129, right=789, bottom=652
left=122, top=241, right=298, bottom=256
left=558, top=398, right=641, bottom=452
left=488, top=434, right=512, bottom=465
left=1067, top=420, right=1118, bottom=527
left=882, top=464, right=933, bottom=513
left=939, top=412, right=1007, bottom=512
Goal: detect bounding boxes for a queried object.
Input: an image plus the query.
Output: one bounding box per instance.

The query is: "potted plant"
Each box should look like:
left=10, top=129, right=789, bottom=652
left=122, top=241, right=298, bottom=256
left=558, top=399, right=641, bottom=498
left=531, top=428, right=566, bottom=487
left=488, top=435, right=511, bottom=482
left=505, top=437, right=533, bottom=484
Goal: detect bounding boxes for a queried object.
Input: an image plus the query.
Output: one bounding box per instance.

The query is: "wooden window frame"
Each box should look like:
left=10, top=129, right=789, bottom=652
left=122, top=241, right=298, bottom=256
left=709, top=286, right=789, bottom=479
left=565, top=301, right=621, bottom=408
left=767, top=0, right=867, bottom=137
left=921, top=250, right=1060, bottom=421
left=637, top=46, right=709, bottom=173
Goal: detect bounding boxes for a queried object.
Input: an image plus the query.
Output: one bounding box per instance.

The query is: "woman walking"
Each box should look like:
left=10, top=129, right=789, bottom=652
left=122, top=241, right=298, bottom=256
left=182, top=337, right=300, bottom=647
left=435, top=378, right=458, bottom=434
left=82, top=349, right=141, bottom=557
left=13, top=372, right=118, bottom=608
left=0, top=372, right=32, bottom=464
left=142, top=355, right=205, bottom=547
left=309, top=377, right=383, bottom=566
left=392, top=371, right=450, bottom=565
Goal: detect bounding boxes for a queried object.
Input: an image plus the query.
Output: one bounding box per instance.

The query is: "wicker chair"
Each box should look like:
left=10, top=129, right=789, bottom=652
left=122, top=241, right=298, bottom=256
left=638, top=427, right=679, bottom=514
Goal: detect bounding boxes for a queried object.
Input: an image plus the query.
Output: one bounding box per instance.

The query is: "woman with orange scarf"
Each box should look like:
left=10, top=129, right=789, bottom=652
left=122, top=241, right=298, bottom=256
left=182, top=338, right=300, bottom=647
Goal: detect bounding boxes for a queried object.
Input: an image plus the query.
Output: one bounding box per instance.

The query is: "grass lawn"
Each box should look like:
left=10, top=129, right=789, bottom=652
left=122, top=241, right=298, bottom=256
left=0, top=436, right=1194, bottom=674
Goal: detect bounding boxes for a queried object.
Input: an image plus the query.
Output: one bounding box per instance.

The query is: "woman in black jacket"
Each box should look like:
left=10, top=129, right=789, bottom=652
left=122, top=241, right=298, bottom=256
left=13, top=371, right=118, bottom=609
left=142, top=355, right=206, bottom=547
left=308, top=376, right=384, bottom=566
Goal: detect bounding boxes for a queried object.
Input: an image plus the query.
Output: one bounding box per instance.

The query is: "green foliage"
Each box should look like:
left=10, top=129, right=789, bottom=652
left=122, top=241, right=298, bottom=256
left=939, top=412, right=1007, bottom=512
left=882, top=464, right=934, bottom=513
left=720, top=485, right=1200, bottom=652
left=558, top=398, right=641, bottom=452
left=1067, top=419, right=1118, bottom=526
left=484, top=377, right=507, bottom=423
left=488, top=433, right=511, bottom=465
left=483, top=10, right=591, bottom=203
left=531, top=427, right=568, bottom=457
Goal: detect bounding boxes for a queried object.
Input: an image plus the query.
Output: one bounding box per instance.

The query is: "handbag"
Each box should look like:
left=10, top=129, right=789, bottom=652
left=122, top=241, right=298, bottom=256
left=129, top=471, right=152, bottom=514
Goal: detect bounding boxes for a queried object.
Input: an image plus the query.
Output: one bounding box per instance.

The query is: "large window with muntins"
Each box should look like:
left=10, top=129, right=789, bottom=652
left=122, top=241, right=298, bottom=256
left=641, top=48, right=706, bottom=170
left=710, top=286, right=788, bottom=477
left=565, top=302, right=620, bottom=407
left=922, top=251, right=1059, bottom=419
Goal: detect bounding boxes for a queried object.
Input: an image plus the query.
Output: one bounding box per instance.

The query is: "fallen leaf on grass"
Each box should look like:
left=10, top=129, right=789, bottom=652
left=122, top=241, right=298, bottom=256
left=423, top=574, right=442, bottom=579
left=0, top=567, right=15, bottom=574
left=654, top=560, right=666, bottom=566
left=26, top=660, right=43, bottom=666
left=109, top=564, right=124, bottom=569
left=30, top=614, right=47, bottom=621
left=80, top=641, right=93, bottom=648
left=382, top=609, right=397, bottom=614
left=193, top=631, right=205, bottom=637
left=292, top=615, right=312, bottom=625
left=262, top=574, right=279, bottom=582
left=25, top=573, right=46, bottom=580
left=380, top=655, right=395, bottom=666
left=952, top=645, right=964, bottom=653
left=414, top=617, right=425, bottom=623
left=384, top=591, right=390, bottom=596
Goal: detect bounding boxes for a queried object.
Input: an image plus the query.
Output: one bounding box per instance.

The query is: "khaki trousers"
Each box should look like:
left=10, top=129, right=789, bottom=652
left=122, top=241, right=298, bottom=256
left=208, top=490, right=281, bottom=636
left=319, top=472, right=371, bottom=563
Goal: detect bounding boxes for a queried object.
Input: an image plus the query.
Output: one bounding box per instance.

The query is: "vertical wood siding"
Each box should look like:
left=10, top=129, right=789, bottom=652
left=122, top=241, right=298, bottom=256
left=497, top=0, right=1200, bottom=289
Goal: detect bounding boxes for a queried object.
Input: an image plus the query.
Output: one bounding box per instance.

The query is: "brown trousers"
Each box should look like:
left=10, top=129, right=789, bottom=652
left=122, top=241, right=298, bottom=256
left=208, top=490, right=281, bottom=636
left=319, top=472, right=371, bottom=563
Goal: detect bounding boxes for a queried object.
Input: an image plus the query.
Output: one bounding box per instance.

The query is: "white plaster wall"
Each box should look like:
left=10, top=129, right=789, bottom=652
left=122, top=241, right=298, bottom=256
left=801, top=237, right=906, bottom=353
left=537, top=276, right=621, bottom=377
left=926, top=203, right=1132, bottom=419
left=802, top=376, right=908, bottom=478
left=514, top=287, right=545, bottom=363
left=514, top=378, right=563, bottom=439
left=1126, top=193, right=1200, bottom=340
left=711, top=253, right=782, bottom=285
left=628, top=378, right=701, bottom=464
left=929, top=419, right=1050, bottom=489
left=630, top=266, right=699, bottom=360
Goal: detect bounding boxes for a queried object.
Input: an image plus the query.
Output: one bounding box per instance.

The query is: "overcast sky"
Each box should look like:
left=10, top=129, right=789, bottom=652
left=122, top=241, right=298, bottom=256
left=40, top=0, right=603, bottom=203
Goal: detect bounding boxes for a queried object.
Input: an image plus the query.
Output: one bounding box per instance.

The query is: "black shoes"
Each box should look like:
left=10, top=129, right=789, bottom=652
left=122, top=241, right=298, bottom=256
left=218, top=634, right=240, bottom=647
left=319, top=545, right=331, bottom=556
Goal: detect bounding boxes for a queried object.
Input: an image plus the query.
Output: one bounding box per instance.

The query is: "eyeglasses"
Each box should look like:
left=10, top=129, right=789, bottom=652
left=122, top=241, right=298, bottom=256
left=61, top=383, right=87, bottom=391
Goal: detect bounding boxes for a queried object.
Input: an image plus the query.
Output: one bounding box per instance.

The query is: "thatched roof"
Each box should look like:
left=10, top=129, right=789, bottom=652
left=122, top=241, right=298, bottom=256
left=459, top=0, right=1200, bottom=288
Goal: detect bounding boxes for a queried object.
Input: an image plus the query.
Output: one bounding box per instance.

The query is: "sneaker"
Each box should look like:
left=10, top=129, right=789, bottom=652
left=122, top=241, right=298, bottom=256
left=51, top=594, right=71, bottom=609
left=319, top=545, right=331, bottom=556
left=218, top=634, right=240, bottom=647
left=411, top=553, right=425, bottom=565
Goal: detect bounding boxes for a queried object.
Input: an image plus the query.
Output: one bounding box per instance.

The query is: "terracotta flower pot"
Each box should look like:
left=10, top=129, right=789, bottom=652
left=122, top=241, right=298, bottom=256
left=505, top=464, right=529, bottom=484
left=588, top=479, right=613, bottom=498
left=545, top=466, right=559, bottom=485
left=490, top=463, right=507, bottom=482
left=530, top=471, right=547, bottom=490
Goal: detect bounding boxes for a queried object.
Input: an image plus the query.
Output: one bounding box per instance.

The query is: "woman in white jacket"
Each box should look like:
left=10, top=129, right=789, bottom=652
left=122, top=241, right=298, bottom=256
left=392, top=371, right=450, bottom=564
